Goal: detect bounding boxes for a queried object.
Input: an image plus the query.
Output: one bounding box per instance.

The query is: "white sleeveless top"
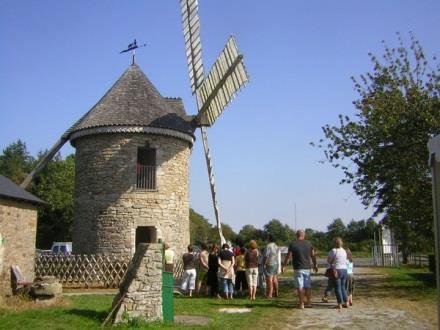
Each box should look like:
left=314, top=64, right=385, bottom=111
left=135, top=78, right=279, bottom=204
left=328, top=247, right=347, bottom=270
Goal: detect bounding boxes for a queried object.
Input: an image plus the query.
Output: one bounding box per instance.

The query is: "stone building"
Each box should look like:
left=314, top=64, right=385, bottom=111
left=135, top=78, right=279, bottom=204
left=111, top=243, right=163, bottom=324
left=69, top=63, right=196, bottom=256
left=0, top=175, right=45, bottom=296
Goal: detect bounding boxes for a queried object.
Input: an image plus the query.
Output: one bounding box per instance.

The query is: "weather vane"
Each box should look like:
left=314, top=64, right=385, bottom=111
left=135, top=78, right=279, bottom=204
left=120, top=39, right=147, bottom=64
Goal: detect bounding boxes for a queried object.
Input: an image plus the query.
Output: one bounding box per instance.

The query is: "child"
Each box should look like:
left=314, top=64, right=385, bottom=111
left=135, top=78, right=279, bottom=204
left=234, top=247, right=248, bottom=296
left=322, top=263, right=335, bottom=303
left=345, top=248, right=354, bottom=306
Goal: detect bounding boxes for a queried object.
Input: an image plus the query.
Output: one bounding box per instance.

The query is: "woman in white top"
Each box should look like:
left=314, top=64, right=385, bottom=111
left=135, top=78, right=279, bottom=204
left=327, top=237, right=348, bottom=309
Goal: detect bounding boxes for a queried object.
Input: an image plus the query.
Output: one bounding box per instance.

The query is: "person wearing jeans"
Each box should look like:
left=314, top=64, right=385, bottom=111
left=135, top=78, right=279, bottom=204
left=328, top=237, right=348, bottom=309
left=218, top=243, right=235, bottom=299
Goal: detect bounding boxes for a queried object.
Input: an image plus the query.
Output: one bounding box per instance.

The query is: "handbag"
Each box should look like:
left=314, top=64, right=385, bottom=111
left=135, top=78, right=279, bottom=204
left=324, top=267, right=338, bottom=279
left=324, top=268, right=333, bottom=277
left=325, top=249, right=339, bottom=279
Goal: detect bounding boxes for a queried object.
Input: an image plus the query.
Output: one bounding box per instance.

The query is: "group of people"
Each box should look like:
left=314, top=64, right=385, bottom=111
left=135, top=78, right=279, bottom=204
left=175, top=229, right=354, bottom=310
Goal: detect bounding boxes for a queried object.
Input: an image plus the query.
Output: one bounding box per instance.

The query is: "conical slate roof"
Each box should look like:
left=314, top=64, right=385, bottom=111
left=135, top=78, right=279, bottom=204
left=69, top=64, right=196, bottom=142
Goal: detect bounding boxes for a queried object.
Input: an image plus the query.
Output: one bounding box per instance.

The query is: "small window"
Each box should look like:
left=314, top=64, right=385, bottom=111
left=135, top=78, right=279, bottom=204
left=136, top=148, right=156, bottom=190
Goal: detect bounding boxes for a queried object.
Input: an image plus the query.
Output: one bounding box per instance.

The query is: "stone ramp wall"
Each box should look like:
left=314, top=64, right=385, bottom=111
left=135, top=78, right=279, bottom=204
left=112, top=243, right=163, bottom=324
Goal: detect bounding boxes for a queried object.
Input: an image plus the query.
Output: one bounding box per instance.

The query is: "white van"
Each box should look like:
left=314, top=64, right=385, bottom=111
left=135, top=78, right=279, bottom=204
left=51, top=242, right=72, bottom=254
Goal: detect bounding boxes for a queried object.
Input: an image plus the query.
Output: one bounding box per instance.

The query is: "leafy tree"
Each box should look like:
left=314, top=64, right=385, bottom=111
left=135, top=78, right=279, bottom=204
left=327, top=218, right=346, bottom=241
left=263, top=219, right=295, bottom=245
left=314, top=34, right=440, bottom=253
left=218, top=223, right=237, bottom=244
left=0, top=140, right=35, bottom=184
left=30, top=154, right=75, bottom=248
left=190, top=209, right=238, bottom=245
left=189, top=208, right=213, bottom=244
left=238, top=224, right=258, bottom=243
left=237, top=224, right=265, bottom=246
left=304, top=228, right=328, bottom=253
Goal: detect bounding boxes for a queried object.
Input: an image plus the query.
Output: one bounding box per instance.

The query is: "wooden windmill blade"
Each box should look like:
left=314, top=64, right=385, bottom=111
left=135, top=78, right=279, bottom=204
left=180, top=0, right=226, bottom=244
left=20, top=108, right=92, bottom=188
left=180, top=0, right=205, bottom=94
left=196, top=36, right=249, bottom=126
left=20, top=137, right=68, bottom=188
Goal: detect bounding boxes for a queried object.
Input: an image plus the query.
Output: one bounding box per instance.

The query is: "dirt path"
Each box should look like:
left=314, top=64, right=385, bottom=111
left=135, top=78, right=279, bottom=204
left=282, top=267, right=437, bottom=330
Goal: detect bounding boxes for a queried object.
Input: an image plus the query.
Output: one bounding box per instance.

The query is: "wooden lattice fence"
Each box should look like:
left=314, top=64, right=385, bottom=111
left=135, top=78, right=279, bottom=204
left=35, top=251, right=189, bottom=288
left=35, top=254, right=132, bottom=288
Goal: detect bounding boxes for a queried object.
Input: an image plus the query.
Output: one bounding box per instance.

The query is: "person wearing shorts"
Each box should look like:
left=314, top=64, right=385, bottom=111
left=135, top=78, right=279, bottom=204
left=245, top=240, right=259, bottom=300
left=181, top=245, right=196, bottom=297
left=264, top=236, right=279, bottom=298
left=282, top=229, right=318, bottom=309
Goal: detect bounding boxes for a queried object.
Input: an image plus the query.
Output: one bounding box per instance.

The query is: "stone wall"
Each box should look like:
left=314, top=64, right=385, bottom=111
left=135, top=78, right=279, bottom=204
left=111, top=243, right=163, bottom=324
left=0, top=198, right=38, bottom=296
left=72, top=133, right=190, bottom=257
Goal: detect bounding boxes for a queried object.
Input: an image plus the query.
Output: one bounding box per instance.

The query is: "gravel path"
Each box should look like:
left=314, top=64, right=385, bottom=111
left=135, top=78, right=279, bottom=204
left=282, top=267, right=437, bottom=330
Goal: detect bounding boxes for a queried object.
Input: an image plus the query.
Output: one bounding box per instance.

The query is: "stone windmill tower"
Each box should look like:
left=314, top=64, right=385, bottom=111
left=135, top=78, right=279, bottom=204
left=21, top=1, right=249, bottom=255
left=68, top=63, right=196, bottom=256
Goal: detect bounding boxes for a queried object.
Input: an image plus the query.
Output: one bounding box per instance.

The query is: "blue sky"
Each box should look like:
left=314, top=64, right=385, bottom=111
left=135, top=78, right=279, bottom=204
left=1, top=1, right=439, bottom=233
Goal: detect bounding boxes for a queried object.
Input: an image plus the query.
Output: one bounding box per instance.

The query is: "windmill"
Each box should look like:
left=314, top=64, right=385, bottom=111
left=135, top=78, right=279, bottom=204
left=179, top=0, right=249, bottom=244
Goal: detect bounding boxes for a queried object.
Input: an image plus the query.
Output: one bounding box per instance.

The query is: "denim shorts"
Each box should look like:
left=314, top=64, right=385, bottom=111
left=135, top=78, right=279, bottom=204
left=265, top=263, right=279, bottom=276
left=293, top=269, right=311, bottom=289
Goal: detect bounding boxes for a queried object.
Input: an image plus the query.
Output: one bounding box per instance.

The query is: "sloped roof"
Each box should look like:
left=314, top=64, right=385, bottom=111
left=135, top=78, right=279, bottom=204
left=0, top=175, right=45, bottom=205
left=69, top=64, right=196, bottom=139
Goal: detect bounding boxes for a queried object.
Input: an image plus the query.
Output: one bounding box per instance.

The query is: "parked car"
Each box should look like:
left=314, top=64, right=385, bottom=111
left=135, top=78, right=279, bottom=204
left=35, top=249, right=51, bottom=256
left=50, top=242, right=72, bottom=254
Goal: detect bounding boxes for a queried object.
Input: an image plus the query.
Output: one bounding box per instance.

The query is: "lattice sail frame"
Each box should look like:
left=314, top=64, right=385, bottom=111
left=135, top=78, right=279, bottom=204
left=196, top=37, right=249, bottom=126
left=180, top=0, right=249, bottom=245
left=181, top=0, right=205, bottom=94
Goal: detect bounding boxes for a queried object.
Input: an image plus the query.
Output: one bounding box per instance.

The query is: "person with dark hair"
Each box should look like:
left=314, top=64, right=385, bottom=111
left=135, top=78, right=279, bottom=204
left=264, top=235, right=279, bottom=298
left=234, top=246, right=248, bottom=296
left=245, top=240, right=259, bottom=300
left=207, top=244, right=220, bottom=298
left=196, top=242, right=209, bottom=296
left=282, top=229, right=318, bottom=309
left=218, top=243, right=235, bottom=299
left=181, top=245, right=196, bottom=297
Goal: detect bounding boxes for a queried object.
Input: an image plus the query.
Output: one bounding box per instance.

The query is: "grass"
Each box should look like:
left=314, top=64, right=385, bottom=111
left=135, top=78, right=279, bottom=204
left=380, top=265, right=437, bottom=300
left=0, top=295, right=111, bottom=330
left=0, top=283, right=298, bottom=330
left=0, top=266, right=436, bottom=329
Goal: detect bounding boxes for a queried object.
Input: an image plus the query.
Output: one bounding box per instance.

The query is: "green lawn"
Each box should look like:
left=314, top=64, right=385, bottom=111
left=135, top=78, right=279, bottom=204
left=0, top=266, right=436, bottom=329
left=381, top=265, right=437, bottom=300
left=0, top=283, right=298, bottom=330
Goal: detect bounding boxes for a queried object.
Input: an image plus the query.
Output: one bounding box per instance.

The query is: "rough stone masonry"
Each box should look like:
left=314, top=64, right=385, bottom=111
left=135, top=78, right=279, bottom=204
left=111, top=243, right=163, bottom=324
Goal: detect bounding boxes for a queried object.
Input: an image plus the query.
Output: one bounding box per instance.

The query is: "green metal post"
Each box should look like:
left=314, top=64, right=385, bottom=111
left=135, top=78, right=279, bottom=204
left=162, top=243, right=174, bottom=323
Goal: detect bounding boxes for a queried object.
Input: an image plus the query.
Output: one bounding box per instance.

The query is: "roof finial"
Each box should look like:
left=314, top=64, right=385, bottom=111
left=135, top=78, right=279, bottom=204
left=120, top=39, right=147, bottom=65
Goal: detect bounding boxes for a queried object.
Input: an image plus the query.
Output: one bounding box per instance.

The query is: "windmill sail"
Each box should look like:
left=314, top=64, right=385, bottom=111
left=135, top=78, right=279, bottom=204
left=180, top=0, right=205, bottom=94
left=20, top=136, right=69, bottom=188
left=180, top=0, right=226, bottom=244
left=196, top=37, right=249, bottom=126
